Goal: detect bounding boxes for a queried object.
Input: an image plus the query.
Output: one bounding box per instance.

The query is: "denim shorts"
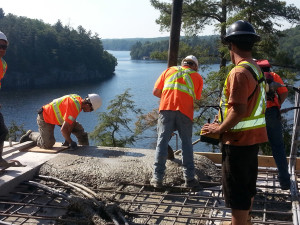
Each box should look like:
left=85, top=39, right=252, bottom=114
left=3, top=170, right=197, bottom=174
left=222, top=144, right=259, bottom=210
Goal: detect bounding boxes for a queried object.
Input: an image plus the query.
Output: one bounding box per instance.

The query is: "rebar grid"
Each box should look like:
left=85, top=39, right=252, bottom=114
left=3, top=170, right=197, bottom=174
left=0, top=168, right=298, bottom=225
left=0, top=181, right=89, bottom=225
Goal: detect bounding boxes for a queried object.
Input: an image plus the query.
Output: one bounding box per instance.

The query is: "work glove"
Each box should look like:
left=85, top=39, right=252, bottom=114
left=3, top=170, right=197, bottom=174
left=62, top=140, right=69, bottom=146
left=70, top=141, right=78, bottom=150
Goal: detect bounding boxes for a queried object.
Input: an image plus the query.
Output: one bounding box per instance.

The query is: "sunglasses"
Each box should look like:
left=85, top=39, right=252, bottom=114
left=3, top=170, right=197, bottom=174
left=0, top=45, right=8, bottom=50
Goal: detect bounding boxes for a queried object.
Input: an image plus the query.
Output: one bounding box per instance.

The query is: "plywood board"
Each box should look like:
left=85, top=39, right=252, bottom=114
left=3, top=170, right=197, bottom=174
left=20, top=142, right=69, bottom=153
left=195, top=152, right=300, bottom=170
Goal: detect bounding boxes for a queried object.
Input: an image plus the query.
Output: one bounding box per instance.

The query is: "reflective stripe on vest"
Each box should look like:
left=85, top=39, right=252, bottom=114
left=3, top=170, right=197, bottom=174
left=219, top=61, right=266, bottom=132
left=162, top=66, right=196, bottom=100
left=0, top=58, right=7, bottom=89
left=51, top=94, right=81, bottom=125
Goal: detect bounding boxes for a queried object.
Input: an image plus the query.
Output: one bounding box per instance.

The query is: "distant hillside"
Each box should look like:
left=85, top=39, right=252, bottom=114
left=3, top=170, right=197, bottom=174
left=129, top=35, right=219, bottom=61
left=0, top=10, right=117, bottom=90
left=101, top=35, right=219, bottom=53
left=102, top=37, right=169, bottom=50
left=277, top=25, right=300, bottom=67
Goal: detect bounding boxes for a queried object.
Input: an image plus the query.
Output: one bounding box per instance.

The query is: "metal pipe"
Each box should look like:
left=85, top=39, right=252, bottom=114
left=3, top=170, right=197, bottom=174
left=288, top=88, right=300, bottom=225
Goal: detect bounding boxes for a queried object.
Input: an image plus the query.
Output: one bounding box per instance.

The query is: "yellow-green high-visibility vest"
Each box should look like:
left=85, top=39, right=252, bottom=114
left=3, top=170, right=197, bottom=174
left=50, top=94, right=81, bottom=125
left=219, top=61, right=266, bottom=132
left=162, top=66, right=196, bottom=100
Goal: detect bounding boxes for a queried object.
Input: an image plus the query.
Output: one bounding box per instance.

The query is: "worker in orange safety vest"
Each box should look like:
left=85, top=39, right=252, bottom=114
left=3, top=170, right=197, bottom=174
left=256, top=59, right=291, bottom=190
left=0, top=31, right=18, bottom=167
left=19, top=94, right=102, bottom=150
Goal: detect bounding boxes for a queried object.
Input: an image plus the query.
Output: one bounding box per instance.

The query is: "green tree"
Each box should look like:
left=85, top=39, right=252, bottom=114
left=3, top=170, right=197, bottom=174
left=150, top=0, right=300, bottom=68
left=5, top=121, right=26, bottom=142
left=0, top=9, right=117, bottom=90
left=90, top=89, right=143, bottom=147
left=148, top=0, right=300, bottom=153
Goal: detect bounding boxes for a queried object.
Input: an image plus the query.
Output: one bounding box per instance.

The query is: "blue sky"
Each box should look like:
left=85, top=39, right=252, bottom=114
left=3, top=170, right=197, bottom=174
left=2, top=0, right=300, bottom=39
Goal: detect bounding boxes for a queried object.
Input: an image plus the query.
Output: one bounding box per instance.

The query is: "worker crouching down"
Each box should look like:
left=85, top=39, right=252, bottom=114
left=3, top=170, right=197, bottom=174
left=20, top=94, right=102, bottom=150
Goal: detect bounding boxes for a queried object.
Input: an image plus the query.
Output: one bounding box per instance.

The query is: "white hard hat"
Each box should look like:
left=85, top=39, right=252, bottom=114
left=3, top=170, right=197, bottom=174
left=0, top=31, right=8, bottom=42
left=181, top=55, right=199, bottom=68
left=88, top=93, right=102, bottom=111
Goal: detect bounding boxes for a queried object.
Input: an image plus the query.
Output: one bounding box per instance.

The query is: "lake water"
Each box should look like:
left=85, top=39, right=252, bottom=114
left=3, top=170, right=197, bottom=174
left=0, top=51, right=296, bottom=151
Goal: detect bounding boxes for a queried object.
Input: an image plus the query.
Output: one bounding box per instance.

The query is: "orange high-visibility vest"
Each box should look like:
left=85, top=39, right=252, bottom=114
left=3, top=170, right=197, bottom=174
left=0, top=58, right=7, bottom=88
left=155, top=66, right=203, bottom=121
left=42, top=94, right=82, bottom=125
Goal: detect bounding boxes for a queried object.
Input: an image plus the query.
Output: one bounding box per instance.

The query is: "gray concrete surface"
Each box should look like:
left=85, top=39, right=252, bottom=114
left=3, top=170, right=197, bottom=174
left=39, top=145, right=221, bottom=190
left=0, top=142, right=221, bottom=198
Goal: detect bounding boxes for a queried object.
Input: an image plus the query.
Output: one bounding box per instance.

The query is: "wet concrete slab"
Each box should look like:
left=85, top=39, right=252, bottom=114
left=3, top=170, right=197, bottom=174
left=0, top=142, right=221, bottom=199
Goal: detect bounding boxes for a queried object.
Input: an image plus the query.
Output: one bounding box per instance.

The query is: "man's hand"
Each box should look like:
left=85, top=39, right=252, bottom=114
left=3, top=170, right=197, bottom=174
left=202, top=123, right=221, bottom=135
left=61, top=121, right=74, bottom=145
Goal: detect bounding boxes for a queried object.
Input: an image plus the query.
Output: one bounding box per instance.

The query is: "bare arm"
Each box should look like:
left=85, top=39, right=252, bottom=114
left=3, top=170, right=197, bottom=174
left=219, top=104, right=247, bottom=133
left=153, top=88, right=162, bottom=98
left=278, top=92, right=288, bottom=106
left=61, top=121, right=75, bottom=143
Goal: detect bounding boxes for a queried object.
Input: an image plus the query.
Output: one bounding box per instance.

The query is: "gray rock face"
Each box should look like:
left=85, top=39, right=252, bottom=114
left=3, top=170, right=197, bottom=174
left=39, top=146, right=221, bottom=189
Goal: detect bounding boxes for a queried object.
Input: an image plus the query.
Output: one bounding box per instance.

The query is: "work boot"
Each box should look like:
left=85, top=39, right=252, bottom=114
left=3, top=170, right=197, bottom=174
left=150, top=178, right=163, bottom=188
left=19, top=130, right=32, bottom=143
left=77, top=132, right=89, bottom=146
left=184, top=178, right=200, bottom=188
left=278, top=175, right=291, bottom=190
left=29, top=132, right=41, bottom=142
left=280, top=180, right=291, bottom=190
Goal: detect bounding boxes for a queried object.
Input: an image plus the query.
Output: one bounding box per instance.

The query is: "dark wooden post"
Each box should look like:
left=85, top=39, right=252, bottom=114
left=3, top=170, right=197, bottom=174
left=167, top=0, right=183, bottom=160
left=167, top=0, right=183, bottom=67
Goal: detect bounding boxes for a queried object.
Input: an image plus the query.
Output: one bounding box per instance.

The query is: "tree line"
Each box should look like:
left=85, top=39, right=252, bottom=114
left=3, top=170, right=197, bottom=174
left=130, top=35, right=220, bottom=64
left=129, top=26, right=300, bottom=69
left=0, top=9, right=117, bottom=90
left=102, top=37, right=169, bottom=51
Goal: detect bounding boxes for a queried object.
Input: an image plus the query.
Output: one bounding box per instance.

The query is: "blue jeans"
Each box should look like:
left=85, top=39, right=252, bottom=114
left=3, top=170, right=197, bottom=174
left=153, top=110, right=195, bottom=181
left=265, top=106, right=290, bottom=185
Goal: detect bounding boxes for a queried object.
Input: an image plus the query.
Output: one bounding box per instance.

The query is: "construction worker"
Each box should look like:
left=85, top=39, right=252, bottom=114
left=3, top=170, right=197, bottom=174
left=202, top=20, right=268, bottom=225
left=256, top=59, right=291, bottom=190
left=20, top=94, right=102, bottom=149
left=0, top=31, right=16, bottom=167
left=151, top=55, right=203, bottom=188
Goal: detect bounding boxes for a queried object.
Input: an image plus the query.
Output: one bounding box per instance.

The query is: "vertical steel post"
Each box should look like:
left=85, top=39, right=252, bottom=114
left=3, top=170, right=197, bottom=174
left=289, top=88, right=300, bottom=225
left=168, top=0, right=183, bottom=67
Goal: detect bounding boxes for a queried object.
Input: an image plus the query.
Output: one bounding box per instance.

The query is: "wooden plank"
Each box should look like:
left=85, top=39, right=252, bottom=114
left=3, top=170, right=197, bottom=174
left=3, top=141, right=36, bottom=156
left=20, top=142, right=69, bottom=154
left=195, top=152, right=222, bottom=164
left=195, top=152, right=300, bottom=169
